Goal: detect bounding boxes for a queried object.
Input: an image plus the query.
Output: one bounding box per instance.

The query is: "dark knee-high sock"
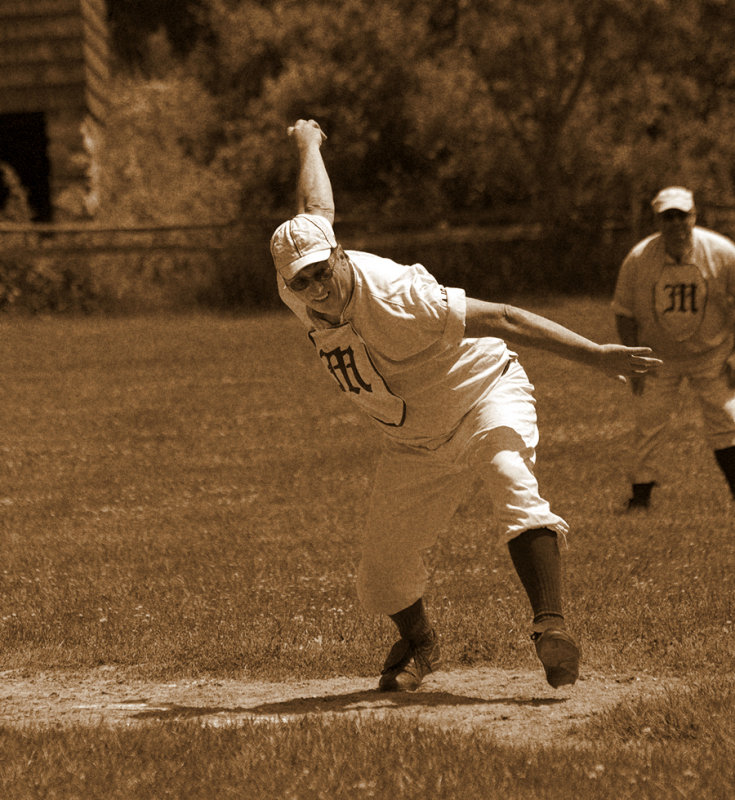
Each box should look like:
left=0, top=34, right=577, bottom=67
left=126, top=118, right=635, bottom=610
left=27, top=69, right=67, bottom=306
left=389, top=597, right=433, bottom=644
left=507, top=528, right=564, bottom=630
left=714, top=446, right=735, bottom=498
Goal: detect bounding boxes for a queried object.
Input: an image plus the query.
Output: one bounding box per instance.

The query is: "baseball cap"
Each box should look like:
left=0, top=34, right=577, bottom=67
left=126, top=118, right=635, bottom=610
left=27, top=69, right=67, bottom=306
left=651, top=186, right=694, bottom=214
left=270, top=213, right=337, bottom=280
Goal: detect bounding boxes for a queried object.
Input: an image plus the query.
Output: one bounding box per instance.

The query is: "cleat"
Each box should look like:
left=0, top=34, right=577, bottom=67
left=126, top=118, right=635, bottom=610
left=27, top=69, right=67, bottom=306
left=625, top=481, right=657, bottom=511
left=378, top=629, right=441, bottom=692
left=532, top=628, right=580, bottom=688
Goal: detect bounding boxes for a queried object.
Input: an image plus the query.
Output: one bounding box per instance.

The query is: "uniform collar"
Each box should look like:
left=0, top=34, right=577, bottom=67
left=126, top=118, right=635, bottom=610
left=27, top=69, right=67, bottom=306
left=662, top=236, right=695, bottom=266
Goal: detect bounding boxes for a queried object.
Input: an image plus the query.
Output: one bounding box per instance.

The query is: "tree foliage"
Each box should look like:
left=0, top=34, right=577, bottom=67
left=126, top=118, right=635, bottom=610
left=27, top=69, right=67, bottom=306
left=96, top=70, right=239, bottom=226
left=102, top=0, right=735, bottom=237
left=107, top=0, right=207, bottom=66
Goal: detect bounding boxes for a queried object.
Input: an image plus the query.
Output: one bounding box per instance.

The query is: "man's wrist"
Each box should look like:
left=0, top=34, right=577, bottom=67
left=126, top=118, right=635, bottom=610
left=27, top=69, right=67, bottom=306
left=296, top=140, right=321, bottom=153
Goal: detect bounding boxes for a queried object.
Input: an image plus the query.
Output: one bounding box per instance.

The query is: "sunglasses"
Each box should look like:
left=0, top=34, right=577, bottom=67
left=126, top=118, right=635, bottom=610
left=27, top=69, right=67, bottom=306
left=286, top=254, right=336, bottom=292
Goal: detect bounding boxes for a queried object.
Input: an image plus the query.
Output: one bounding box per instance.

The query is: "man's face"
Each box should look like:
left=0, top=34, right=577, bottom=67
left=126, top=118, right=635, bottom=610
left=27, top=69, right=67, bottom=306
left=657, top=208, right=696, bottom=260
left=284, top=245, right=354, bottom=320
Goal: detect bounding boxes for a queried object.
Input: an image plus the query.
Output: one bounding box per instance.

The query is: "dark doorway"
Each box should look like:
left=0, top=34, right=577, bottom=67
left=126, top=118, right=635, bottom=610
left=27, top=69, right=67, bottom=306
left=0, top=112, right=52, bottom=222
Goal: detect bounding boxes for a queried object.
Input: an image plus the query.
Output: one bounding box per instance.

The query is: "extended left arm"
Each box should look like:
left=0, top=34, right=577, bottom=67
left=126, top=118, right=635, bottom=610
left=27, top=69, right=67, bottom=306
left=464, top=298, right=662, bottom=382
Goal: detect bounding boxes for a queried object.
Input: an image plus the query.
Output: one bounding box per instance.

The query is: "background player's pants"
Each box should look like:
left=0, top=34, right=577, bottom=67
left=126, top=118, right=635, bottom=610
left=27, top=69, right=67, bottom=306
left=357, top=360, right=568, bottom=615
left=629, top=350, right=735, bottom=484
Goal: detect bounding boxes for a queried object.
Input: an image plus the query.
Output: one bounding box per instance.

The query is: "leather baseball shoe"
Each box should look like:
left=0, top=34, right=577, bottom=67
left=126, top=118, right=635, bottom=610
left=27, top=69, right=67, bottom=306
left=532, top=628, right=580, bottom=688
left=378, top=629, right=441, bottom=692
left=625, top=481, right=657, bottom=511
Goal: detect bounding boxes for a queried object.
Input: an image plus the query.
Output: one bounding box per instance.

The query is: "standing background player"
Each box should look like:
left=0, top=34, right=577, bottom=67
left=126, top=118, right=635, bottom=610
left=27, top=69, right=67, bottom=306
left=272, top=119, right=661, bottom=693
left=613, top=186, right=735, bottom=509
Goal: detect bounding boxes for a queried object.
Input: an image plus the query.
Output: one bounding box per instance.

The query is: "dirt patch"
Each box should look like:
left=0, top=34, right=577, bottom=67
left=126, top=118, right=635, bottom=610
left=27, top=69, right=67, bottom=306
left=0, top=666, right=668, bottom=745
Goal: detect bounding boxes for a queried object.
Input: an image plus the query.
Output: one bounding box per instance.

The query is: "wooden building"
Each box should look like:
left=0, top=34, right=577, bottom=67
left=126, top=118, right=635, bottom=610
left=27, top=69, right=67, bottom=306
left=0, top=0, right=109, bottom=221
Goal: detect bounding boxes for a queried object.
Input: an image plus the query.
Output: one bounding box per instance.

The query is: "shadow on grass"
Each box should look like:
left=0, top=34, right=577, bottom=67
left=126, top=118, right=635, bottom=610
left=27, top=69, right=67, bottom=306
left=131, top=688, right=566, bottom=721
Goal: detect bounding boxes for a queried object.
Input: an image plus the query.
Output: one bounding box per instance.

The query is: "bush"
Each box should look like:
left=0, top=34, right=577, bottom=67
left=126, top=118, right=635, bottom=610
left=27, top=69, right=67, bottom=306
left=0, top=254, right=98, bottom=313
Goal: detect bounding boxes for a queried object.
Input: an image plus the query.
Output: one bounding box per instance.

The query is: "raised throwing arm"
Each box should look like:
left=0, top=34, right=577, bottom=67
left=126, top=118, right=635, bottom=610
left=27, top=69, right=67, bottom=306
left=464, top=299, right=662, bottom=383
left=288, top=119, right=334, bottom=223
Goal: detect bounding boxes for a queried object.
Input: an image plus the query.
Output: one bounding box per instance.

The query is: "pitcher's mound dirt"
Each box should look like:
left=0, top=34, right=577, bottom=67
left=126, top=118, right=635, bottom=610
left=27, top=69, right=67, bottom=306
left=0, top=666, right=666, bottom=745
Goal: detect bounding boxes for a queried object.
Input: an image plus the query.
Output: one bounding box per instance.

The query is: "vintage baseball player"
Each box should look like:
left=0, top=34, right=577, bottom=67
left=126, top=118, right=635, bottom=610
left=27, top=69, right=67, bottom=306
left=613, top=186, right=735, bottom=508
left=272, top=119, right=660, bottom=692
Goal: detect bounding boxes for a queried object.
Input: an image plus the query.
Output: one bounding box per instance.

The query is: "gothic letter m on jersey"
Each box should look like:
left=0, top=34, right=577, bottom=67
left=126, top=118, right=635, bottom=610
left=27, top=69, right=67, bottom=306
left=654, top=265, right=707, bottom=342
left=663, top=282, right=698, bottom=313
left=309, top=323, right=406, bottom=427
left=319, top=345, right=372, bottom=394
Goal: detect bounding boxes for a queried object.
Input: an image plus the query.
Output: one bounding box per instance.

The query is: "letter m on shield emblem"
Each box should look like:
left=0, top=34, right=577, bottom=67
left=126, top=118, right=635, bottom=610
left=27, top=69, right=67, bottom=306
left=309, top=325, right=406, bottom=426
left=319, top=345, right=373, bottom=394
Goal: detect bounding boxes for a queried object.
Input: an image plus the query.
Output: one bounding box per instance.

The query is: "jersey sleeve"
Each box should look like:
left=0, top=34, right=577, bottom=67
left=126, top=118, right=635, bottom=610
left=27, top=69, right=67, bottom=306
left=611, top=251, right=637, bottom=318
left=444, top=286, right=467, bottom=344
left=721, top=238, right=735, bottom=301
left=366, top=263, right=466, bottom=359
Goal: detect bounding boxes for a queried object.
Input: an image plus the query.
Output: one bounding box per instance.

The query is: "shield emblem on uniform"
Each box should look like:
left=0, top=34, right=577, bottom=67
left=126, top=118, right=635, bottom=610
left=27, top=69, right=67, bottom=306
left=653, top=263, right=707, bottom=341
left=308, top=323, right=407, bottom=426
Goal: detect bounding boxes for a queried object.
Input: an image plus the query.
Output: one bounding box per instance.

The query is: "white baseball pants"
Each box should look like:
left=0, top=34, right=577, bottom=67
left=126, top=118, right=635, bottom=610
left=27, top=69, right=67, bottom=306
left=357, top=360, right=568, bottom=615
left=629, top=350, right=735, bottom=484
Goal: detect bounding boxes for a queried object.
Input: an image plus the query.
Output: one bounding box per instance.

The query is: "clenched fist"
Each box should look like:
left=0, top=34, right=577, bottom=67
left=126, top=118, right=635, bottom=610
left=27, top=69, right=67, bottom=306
left=287, top=119, right=327, bottom=149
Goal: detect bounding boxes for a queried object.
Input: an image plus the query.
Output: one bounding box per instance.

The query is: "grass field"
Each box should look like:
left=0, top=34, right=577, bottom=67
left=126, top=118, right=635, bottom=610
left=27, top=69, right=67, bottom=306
left=1, top=298, right=734, bottom=799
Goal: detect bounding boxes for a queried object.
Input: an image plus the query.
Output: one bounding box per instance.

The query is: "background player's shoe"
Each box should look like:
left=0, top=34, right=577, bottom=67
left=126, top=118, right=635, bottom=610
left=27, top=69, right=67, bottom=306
left=378, top=629, right=441, bottom=691
left=532, top=628, right=580, bottom=688
left=626, top=481, right=657, bottom=510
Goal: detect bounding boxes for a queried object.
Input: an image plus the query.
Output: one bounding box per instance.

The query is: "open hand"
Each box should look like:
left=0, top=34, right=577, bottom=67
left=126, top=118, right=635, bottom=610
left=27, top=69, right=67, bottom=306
left=596, top=344, right=662, bottom=385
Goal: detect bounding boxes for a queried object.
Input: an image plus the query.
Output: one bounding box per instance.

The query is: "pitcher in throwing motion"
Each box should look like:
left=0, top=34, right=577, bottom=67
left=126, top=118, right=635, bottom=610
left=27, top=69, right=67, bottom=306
left=272, top=119, right=661, bottom=692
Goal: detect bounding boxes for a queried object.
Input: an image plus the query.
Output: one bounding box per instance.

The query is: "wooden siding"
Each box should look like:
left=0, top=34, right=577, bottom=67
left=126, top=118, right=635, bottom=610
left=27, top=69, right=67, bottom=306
left=81, top=0, right=109, bottom=118
left=0, top=0, right=109, bottom=120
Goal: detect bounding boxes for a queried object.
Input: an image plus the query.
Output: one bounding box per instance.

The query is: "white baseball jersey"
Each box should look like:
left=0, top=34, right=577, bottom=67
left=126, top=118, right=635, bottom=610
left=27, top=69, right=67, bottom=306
left=612, top=226, right=735, bottom=359
left=279, top=250, right=513, bottom=448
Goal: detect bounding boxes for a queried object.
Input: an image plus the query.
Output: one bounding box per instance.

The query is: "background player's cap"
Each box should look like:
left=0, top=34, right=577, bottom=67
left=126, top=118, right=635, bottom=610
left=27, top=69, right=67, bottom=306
left=270, top=214, right=337, bottom=280
left=651, top=186, right=694, bottom=214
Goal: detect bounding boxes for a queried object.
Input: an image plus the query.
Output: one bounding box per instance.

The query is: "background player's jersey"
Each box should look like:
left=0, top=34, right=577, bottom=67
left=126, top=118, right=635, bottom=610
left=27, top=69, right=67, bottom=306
left=612, top=227, right=735, bottom=359
left=279, top=250, right=512, bottom=448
